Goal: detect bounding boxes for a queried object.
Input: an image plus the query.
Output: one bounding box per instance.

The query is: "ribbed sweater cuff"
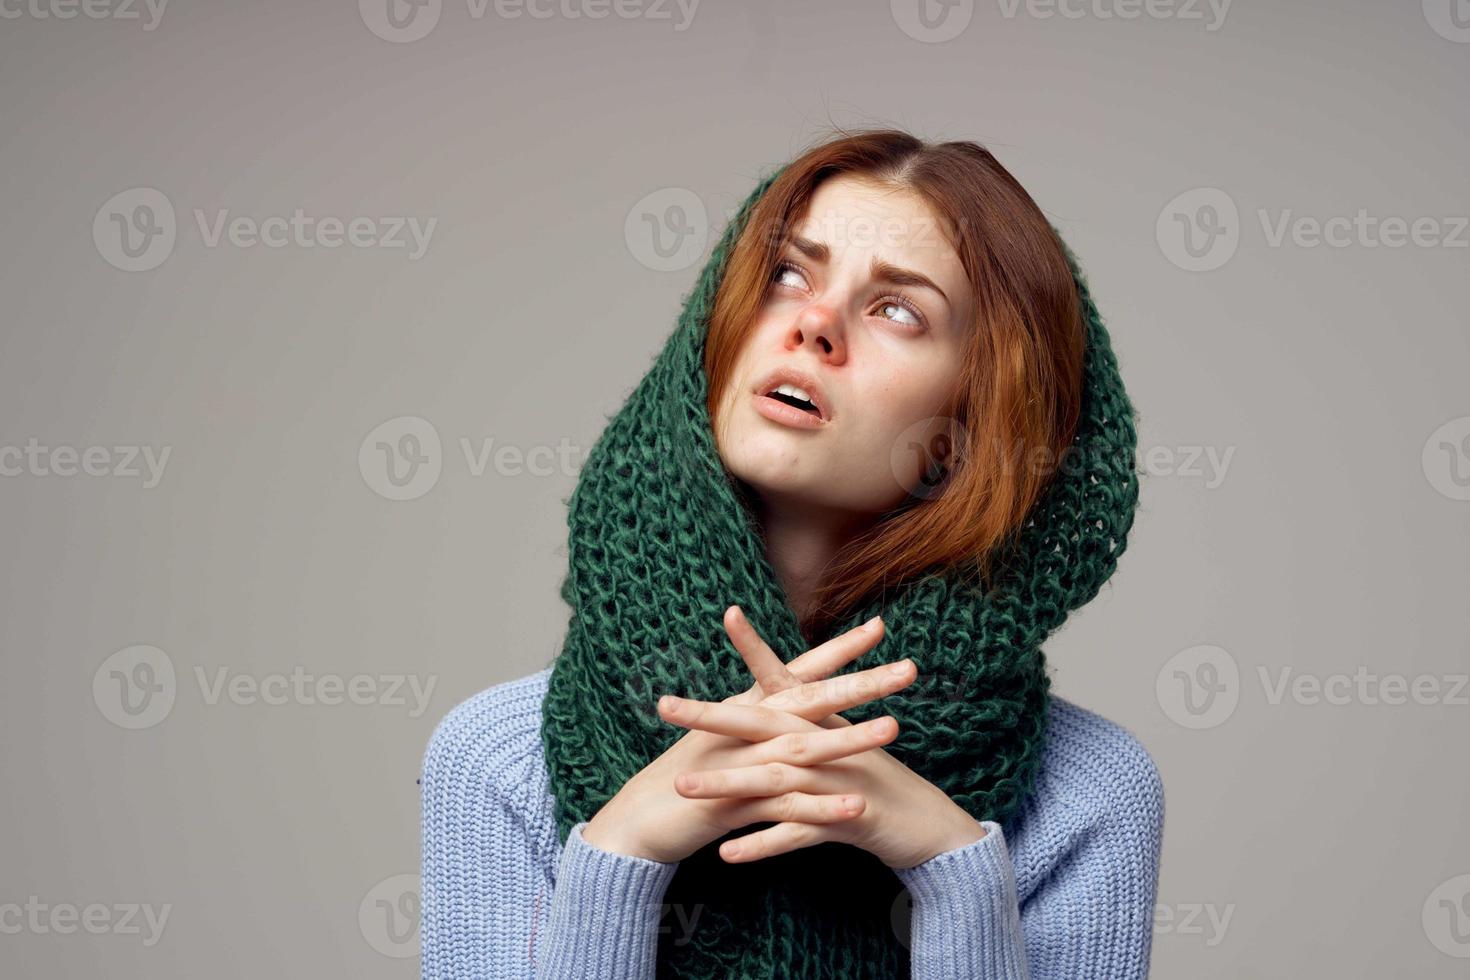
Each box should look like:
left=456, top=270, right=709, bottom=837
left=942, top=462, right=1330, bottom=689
left=537, top=821, right=680, bottom=978
left=892, top=820, right=1030, bottom=980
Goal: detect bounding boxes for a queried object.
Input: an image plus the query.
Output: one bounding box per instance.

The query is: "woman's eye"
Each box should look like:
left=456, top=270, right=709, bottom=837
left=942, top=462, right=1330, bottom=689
left=771, top=261, right=925, bottom=331
left=773, top=262, right=806, bottom=290
left=878, top=299, right=923, bottom=329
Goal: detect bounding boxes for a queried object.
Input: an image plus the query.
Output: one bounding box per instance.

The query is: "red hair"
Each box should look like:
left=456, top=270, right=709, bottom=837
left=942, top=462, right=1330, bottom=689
left=705, top=128, right=1086, bottom=639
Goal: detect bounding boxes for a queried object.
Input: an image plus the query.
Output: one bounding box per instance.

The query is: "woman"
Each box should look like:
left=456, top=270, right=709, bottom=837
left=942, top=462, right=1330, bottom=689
left=421, top=129, right=1164, bottom=978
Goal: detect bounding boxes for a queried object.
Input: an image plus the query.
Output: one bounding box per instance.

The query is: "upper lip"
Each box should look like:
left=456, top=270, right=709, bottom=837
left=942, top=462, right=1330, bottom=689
left=753, top=365, right=832, bottom=421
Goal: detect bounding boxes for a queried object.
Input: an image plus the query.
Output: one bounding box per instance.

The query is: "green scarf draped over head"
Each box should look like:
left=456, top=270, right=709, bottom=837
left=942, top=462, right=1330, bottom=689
left=541, top=165, right=1140, bottom=978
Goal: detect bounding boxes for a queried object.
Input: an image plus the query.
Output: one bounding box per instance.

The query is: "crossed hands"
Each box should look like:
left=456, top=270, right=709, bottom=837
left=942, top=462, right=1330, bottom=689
left=579, top=606, right=987, bottom=871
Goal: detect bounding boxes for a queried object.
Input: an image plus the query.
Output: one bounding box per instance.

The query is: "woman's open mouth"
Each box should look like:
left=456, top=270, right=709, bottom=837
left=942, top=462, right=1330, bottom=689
left=753, top=388, right=827, bottom=430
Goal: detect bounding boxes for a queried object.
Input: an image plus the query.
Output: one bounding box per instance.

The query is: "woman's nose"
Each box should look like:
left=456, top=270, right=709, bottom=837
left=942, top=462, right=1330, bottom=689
left=787, top=303, right=847, bottom=361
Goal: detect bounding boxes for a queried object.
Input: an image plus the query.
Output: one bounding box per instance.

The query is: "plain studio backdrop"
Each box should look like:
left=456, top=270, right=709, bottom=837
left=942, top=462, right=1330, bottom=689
left=1, top=1, right=1467, bottom=976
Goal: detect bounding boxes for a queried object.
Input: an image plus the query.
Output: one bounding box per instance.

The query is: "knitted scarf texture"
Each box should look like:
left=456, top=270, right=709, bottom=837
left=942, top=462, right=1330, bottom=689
left=540, top=166, right=1140, bottom=978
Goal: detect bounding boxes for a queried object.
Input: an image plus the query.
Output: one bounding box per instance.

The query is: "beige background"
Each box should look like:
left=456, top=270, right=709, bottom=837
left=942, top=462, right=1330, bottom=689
left=2, top=0, right=1468, bottom=976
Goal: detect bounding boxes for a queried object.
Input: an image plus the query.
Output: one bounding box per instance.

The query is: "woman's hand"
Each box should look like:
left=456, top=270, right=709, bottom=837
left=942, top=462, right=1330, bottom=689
left=580, top=610, right=914, bottom=864
left=662, top=611, right=990, bottom=871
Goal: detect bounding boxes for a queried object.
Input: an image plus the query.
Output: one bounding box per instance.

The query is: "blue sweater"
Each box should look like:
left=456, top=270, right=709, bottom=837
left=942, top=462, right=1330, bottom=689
left=420, top=667, right=1165, bottom=978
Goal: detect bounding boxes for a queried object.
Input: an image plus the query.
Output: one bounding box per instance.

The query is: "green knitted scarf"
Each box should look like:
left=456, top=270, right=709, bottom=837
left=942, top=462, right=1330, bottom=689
left=541, top=166, right=1139, bottom=978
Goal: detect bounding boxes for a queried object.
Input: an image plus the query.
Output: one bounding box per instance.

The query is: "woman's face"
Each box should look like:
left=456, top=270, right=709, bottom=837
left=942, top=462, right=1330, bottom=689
left=713, top=174, right=975, bottom=521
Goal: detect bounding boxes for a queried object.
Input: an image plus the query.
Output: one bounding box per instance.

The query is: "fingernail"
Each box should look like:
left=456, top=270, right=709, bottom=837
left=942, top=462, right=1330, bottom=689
left=659, top=695, right=680, bottom=712
left=865, top=615, right=882, bottom=630
left=888, top=660, right=910, bottom=676
left=723, top=841, right=742, bottom=858
left=842, top=796, right=861, bottom=812
left=680, top=774, right=701, bottom=792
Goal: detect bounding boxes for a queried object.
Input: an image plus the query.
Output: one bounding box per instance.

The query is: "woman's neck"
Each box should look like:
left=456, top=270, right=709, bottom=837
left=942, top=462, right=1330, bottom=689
left=751, top=491, right=876, bottom=628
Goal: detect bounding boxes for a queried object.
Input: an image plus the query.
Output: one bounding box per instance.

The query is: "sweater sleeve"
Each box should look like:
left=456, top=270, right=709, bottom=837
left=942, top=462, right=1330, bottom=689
left=420, top=693, right=552, bottom=979
left=420, top=684, right=681, bottom=980
left=535, top=822, right=680, bottom=978
left=893, top=717, right=1166, bottom=980
left=894, top=821, right=1030, bottom=979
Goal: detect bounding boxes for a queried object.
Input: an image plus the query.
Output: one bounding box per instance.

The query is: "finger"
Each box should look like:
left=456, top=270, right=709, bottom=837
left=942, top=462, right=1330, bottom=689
left=675, top=761, right=824, bottom=799
left=722, top=791, right=865, bottom=830
left=783, top=613, right=887, bottom=684
left=672, top=719, right=893, bottom=798
left=724, top=605, right=803, bottom=699
left=759, top=659, right=917, bottom=724
left=677, top=761, right=815, bottom=799
left=720, top=821, right=831, bottom=864
left=658, top=695, right=819, bottom=741
left=724, top=605, right=886, bottom=697
left=748, top=715, right=898, bottom=767
left=723, top=605, right=890, bottom=729
left=774, top=611, right=888, bottom=728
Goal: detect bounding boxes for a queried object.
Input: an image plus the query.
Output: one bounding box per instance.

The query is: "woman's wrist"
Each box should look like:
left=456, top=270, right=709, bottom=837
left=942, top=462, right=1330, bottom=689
left=934, top=812, right=988, bottom=856
left=581, top=811, right=649, bottom=860
left=892, top=808, right=989, bottom=869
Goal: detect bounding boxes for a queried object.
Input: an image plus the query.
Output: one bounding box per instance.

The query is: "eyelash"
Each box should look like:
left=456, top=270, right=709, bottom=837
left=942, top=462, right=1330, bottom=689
left=771, top=260, right=927, bottom=331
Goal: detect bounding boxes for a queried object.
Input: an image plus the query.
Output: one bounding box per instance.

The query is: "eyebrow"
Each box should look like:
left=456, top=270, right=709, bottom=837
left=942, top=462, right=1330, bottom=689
left=787, top=235, right=951, bottom=308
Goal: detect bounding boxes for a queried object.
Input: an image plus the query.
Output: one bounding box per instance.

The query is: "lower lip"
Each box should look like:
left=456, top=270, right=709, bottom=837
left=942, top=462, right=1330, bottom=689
left=752, top=392, right=827, bottom=430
